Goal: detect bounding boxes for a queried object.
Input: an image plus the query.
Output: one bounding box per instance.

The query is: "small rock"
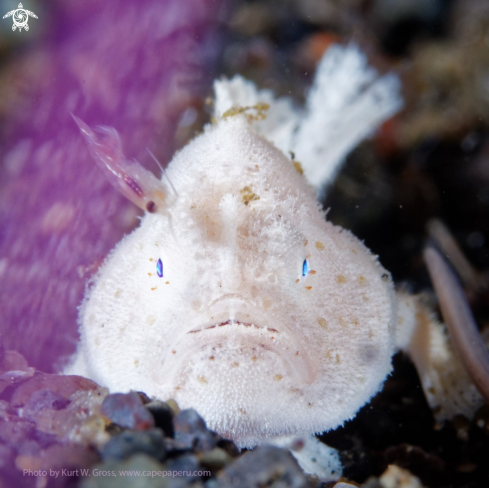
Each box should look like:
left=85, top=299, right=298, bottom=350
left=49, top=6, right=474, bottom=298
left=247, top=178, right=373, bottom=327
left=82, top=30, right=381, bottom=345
left=199, top=447, right=233, bottom=471
left=163, top=437, right=189, bottom=455
left=19, top=387, right=109, bottom=447
left=101, top=428, right=166, bottom=462
left=101, top=391, right=155, bottom=430
left=81, top=453, right=189, bottom=488
left=361, top=478, right=382, bottom=488
left=216, top=439, right=240, bottom=458
left=137, top=391, right=152, bottom=404
left=145, top=400, right=175, bottom=437
left=384, top=443, right=446, bottom=487
left=378, top=465, right=423, bottom=488
left=164, top=453, right=200, bottom=481
left=166, top=399, right=180, bottom=415
left=217, top=445, right=310, bottom=488
left=173, top=409, right=216, bottom=452
left=10, top=373, right=98, bottom=407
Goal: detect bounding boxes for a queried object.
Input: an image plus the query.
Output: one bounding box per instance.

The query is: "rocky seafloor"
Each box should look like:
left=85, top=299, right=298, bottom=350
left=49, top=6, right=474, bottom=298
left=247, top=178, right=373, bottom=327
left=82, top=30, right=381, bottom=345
left=0, top=346, right=437, bottom=488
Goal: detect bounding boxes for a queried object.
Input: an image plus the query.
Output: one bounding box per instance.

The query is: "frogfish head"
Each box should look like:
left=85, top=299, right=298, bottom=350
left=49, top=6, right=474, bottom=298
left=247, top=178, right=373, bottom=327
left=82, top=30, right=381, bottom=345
left=78, top=116, right=397, bottom=448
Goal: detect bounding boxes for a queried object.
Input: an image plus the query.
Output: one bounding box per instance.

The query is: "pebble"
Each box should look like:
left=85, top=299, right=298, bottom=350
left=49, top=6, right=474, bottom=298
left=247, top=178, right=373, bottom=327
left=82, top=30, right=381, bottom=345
left=101, top=428, right=167, bottom=462
left=81, top=453, right=176, bottom=488
left=101, top=391, right=155, bottom=430
left=216, top=445, right=310, bottom=488
left=378, top=464, right=423, bottom=488
left=10, top=373, right=98, bottom=407
left=165, top=453, right=201, bottom=481
left=173, top=409, right=217, bottom=452
left=199, top=447, right=233, bottom=471
left=163, top=437, right=189, bottom=454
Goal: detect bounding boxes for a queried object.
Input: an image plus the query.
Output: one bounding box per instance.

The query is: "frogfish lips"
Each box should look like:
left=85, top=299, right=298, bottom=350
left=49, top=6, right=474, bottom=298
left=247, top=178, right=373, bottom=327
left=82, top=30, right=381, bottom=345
left=156, top=296, right=318, bottom=387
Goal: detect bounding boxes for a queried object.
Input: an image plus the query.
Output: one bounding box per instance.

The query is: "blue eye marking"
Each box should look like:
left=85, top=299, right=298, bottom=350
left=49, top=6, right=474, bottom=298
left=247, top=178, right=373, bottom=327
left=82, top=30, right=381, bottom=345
left=156, top=258, right=163, bottom=278
left=302, top=259, right=310, bottom=277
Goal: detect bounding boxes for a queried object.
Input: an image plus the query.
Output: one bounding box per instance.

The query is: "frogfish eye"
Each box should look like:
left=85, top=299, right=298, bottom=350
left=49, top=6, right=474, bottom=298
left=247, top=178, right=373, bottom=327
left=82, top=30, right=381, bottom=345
left=156, top=258, right=163, bottom=278
left=302, top=259, right=310, bottom=277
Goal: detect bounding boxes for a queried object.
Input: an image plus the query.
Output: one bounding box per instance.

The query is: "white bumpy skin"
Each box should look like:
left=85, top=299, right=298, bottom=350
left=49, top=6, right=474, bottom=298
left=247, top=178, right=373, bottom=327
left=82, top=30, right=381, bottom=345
left=67, top=44, right=405, bottom=449
left=68, top=115, right=397, bottom=448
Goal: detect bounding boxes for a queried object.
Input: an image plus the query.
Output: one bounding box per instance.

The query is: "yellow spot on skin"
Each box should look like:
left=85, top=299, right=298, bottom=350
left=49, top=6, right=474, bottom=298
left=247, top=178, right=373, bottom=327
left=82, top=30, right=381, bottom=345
left=358, top=276, right=365, bottom=284
left=317, top=318, right=327, bottom=329
left=325, top=350, right=332, bottom=359
left=352, top=318, right=359, bottom=326
left=232, top=362, right=239, bottom=367
left=295, top=351, right=300, bottom=356
left=295, top=279, right=300, bottom=283
left=336, top=354, right=341, bottom=364
left=240, top=186, right=260, bottom=206
left=114, top=289, right=122, bottom=298
left=198, top=376, right=207, bottom=383
left=293, top=161, right=303, bottom=174
left=175, top=386, right=181, bottom=391
left=149, top=258, right=153, bottom=261
left=351, top=248, right=357, bottom=254
left=146, top=316, right=156, bottom=326
left=362, top=294, right=369, bottom=301
left=148, top=273, right=152, bottom=276
left=252, top=356, right=257, bottom=361
left=239, top=408, right=247, bottom=414
left=304, top=240, right=308, bottom=246
left=165, top=281, right=169, bottom=284
left=310, top=270, right=316, bottom=274
left=339, top=317, right=346, bottom=328
left=223, top=102, right=269, bottom=121
left=308, top=403, right=313, bottom=407
left=134, top=360, right=139, bottom=366
left=305, top=286, right=312, bottom=290
left=274, top=374, right=283, bottom=381
left=315, top=241, right=325, bottom=250
left=151, top=287, right=157, bottom=291
left=336, top=275, right=346, bottom=283
left=210, top=356, right=215, bottom=361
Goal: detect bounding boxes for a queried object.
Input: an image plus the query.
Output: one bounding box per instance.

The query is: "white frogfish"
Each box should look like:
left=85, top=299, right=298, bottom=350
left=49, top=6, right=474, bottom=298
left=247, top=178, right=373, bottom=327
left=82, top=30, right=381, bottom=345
left=67, top=45, right=406, bottom=451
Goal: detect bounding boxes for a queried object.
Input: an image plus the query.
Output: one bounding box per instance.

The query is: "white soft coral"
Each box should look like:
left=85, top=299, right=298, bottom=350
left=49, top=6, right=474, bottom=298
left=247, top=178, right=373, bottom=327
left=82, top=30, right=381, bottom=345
left=214, top=44, right=403, bottom=191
